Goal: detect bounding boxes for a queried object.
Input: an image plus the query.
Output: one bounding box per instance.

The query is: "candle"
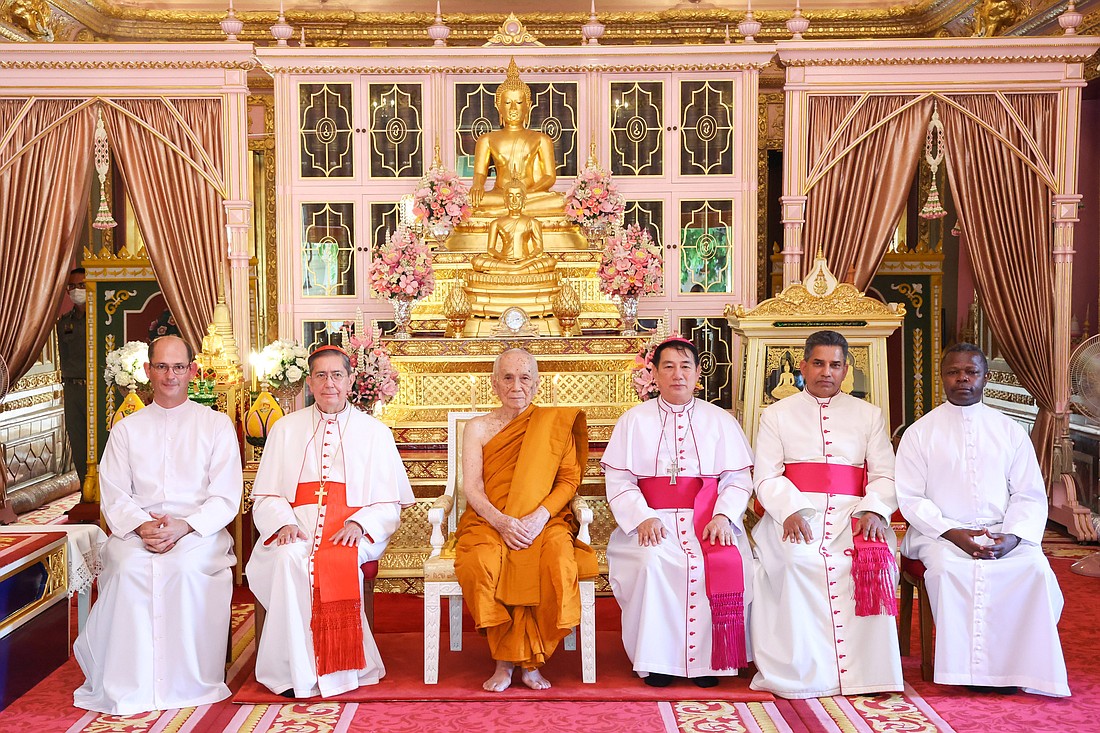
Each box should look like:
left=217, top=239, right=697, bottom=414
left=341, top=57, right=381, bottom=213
left=469, top=374, right=477, bottom=410
left=552, top=374, right=561, bottom=406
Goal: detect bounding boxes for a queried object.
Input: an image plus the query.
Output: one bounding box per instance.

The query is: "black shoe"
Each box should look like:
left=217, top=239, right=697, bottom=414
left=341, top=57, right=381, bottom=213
left=644, top=673, right=674, bottom=687
left=691, top=676, right=719, bottom=688
left=278, top=688, right=296, bottom=698
left=966, top=685, right=1018, bottom=695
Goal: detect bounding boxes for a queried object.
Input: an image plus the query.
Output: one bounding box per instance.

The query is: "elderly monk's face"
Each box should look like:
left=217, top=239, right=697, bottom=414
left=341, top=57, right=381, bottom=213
left=492, top=352, right=539, bottom=412
left=308, top=352, right=353, bottom=414
left=800, top=345, right=848, bottom=399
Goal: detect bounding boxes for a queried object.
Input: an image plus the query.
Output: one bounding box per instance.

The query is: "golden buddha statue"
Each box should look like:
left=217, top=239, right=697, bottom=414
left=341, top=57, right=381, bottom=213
left=471, top=178, right=556, bottom=275
left=464, top=176, right=561, bottom=320
left=770, top=361, right=801, bottom=400
left=444, top=58, right=585, bottom=253
left=469, top=60, right=566, bottom=218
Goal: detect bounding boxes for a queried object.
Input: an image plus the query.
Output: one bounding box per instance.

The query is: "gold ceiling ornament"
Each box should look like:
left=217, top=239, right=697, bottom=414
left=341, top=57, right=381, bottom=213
left=972, top=0, right=1022, bottom=37
left=4, top=0, right=54, bottom=41
left=484, top=12, right=542, bottom=47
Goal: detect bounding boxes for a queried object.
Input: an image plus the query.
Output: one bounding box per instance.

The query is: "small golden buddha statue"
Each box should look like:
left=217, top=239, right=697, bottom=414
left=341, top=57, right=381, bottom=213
left=470, top=59, right=566, bottom=219
left=770, top=361, right=801, bottom=400
left=471, top=178, right=556, bottom=275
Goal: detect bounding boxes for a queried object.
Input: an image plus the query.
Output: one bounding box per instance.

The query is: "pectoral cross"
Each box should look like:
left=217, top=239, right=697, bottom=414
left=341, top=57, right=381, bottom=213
left=667, top=459, right=680, bottom=485
left=314, top=482, right=328, bottom=506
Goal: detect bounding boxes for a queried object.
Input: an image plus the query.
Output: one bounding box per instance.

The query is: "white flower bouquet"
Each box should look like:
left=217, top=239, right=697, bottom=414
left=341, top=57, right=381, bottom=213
left=104, top=341, right=150, bottom=390
left=258, top=339, right=309, bottom=388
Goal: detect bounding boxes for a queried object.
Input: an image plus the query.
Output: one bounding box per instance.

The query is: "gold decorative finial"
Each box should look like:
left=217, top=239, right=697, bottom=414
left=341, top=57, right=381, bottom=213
left=432, top=138, right=442, bottom=169
left=587, top=140, right=597, bottom=168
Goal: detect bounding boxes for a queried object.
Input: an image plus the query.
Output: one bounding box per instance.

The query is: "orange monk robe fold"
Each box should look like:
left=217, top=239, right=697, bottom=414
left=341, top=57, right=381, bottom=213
left=454, top=405, right=598, bottom=669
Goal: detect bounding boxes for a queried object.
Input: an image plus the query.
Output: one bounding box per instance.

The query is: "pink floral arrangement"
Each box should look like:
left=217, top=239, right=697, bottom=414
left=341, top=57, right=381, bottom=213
left=597, top=224, right=663, bottom=298
left=368, top=225, right=436, bottom=301
left=564, top=165, right=625, bottom=234
left=347, top=324, right=399, bottom=412
left=413, top=167, right=471, bottom=233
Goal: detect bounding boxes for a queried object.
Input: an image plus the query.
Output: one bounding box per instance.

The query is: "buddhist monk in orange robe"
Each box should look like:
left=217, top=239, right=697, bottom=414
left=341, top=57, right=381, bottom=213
left=454, top=348, right=598, bottom=692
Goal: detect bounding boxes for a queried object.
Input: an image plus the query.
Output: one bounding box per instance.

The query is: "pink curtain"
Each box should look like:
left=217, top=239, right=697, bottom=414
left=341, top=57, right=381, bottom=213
left=803, top=95, right=934, bottom=290
left=101, top=99, right=225, bottom=347
left=0, top=99, right=94, bottom=380
left=940, top=93, right=1060, bottom=478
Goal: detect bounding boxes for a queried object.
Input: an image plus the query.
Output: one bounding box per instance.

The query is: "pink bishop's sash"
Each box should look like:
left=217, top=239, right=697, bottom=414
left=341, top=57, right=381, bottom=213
left=637, top=476, right=746, bottom=670
left=758, top=462, right=896, bottom=618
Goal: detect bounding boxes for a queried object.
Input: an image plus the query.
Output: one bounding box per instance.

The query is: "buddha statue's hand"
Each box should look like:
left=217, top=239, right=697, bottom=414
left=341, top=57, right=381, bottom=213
left=470, top=185, right=484, bottom=208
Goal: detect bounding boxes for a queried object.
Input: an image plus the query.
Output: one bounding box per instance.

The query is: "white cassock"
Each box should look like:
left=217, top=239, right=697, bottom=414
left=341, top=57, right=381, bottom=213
left=247, top=404, right=414, bottom=698
left=750, top=390, right=902, bottom=698
left=74, top=400, right=242, bottom=715
left=602, top=397, right=755, bottom=679
left=896, top=401, right=1069, bottom=697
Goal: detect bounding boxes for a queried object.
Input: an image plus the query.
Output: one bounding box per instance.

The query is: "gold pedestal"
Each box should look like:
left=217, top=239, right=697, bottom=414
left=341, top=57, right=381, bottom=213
left=464, top=269, right=561, bottom=318
left=445, top=216, right=589, bottom=253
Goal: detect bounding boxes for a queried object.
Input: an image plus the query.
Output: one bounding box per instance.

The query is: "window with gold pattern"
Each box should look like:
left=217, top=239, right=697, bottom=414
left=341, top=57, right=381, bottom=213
left=300, top=202, right=357, bottom=298
left=679, top=80, right=735, bottom=176
left=679, top=199, right=734, bottom=294
left=610, top=81, right=664, bottom=177
left=368, top=83, right=424, bottom=179
left=299, top=83, right=354, bottom=179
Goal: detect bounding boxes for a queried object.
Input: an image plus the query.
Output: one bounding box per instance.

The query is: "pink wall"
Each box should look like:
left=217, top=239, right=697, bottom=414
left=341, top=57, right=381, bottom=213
left=1074, top=91, right=1100, bottom=338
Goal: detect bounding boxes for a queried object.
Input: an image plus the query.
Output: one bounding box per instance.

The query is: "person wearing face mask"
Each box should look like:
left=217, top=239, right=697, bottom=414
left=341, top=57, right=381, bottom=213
left=57, top=267, right=88, bottom=487
left=895, top=343, right=1068, bottom=697
left=750, top=330, right=902, bottom=699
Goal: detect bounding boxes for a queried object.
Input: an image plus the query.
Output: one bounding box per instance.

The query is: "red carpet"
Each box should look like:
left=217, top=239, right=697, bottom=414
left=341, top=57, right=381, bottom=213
left=234, top=629, right=770, bottom=703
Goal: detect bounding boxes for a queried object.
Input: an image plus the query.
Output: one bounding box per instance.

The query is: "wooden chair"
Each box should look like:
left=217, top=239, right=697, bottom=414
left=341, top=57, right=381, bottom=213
left=423, top=411, right=596, bottom=684
left=897, top=554, right=934, bottom=681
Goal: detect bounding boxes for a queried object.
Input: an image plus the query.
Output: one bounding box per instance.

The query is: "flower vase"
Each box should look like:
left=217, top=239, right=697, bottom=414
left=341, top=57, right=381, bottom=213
left=270, top=380, right=304, bottom=413
left=617, top=293, right=640, bottom=337
left=390, top=297, right=415, bottom=340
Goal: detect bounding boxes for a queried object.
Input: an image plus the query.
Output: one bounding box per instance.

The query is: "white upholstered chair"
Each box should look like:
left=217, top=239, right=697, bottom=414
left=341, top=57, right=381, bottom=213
left=423, top=410, right=596, bottom=684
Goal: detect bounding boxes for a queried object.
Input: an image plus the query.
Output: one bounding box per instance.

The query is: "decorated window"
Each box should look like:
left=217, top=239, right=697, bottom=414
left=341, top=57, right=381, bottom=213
left=679, top=317, right=736, bottom=408
left=299, top=83, right=354, bottom=178
left=679, top=199, right=734, bottom=294
left=610, top=81, right=664, bottom=177
left=300, top=202, right=356, bottom=297
left=368, top=83, right=424, bottom=179
left=680, top=80, right=735, bottom=176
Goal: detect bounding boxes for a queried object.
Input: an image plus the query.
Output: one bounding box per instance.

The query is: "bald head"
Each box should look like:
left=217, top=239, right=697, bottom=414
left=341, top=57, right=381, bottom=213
left=492, top=348, right=538, bottom=379
left=491, top=348, right=539, bottom=412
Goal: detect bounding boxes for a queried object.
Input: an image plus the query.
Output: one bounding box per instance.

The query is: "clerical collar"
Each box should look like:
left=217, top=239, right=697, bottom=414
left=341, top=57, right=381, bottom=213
left=944, top=400, right=985, bottom=414
left=315, top=402, right=351, bottom=421
left=801, top=390, right=837, bottom=406
left=657, top=396, right=695, bottom=414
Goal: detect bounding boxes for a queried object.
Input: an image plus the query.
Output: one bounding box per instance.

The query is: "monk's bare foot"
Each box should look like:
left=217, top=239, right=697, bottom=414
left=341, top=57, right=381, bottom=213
left=520, top=667, right=552, bottom=690
left=483, top=660, right=515, bottom=692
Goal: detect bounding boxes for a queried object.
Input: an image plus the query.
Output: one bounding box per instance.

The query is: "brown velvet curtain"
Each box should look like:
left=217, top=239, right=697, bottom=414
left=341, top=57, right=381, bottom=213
left=940, top=93, right=1060, bottom=479
left=101, top=98, right=225, bottom=346
left=803, top=95, right=934, bottom=290
left=0, top=99, right=94, bottom=381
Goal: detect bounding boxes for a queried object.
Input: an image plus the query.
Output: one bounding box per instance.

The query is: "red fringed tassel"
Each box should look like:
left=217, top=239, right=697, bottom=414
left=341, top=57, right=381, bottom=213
left=849, top=544, right=899, bottom=617
left=311, top=597, right=366, bottom=676
left=708, top=591, right=747, bottom=671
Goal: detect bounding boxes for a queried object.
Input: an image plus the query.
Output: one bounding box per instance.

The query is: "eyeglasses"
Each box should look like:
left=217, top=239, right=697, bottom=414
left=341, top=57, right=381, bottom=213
left=150, top=363, right=191, bottom=375
left=66, top=283, right=86, bottom=291
left=310, top=371, right=347, bottom=383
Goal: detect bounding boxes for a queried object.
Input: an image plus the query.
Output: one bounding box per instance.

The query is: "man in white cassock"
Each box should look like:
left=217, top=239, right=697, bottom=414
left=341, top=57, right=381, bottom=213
left=896, top=343, right=1069, bottom=697
left=751, top=330, right=902, bottom=699
left=247, top=345, right=413, bottom=698
left=74, top=335, right=242, bottom=715
left=602, top=337, right=755, bottom=688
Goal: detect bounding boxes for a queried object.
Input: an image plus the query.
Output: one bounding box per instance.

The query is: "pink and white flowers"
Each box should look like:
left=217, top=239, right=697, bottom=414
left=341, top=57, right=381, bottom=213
left=413, top=168, right=471, bottom=233
left=565, top=165, right=625, bottom=235
left=368, top=225, right=436, bottom=301
left=597, top=224, right=663, bottom=298
left=347, top=324, right=399, bottom=412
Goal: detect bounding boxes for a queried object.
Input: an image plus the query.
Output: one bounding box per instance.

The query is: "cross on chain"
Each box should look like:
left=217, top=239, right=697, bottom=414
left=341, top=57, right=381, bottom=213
left=668, top=459, right=680, bottom=485
left=314, top=483, right=328, bottom=506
